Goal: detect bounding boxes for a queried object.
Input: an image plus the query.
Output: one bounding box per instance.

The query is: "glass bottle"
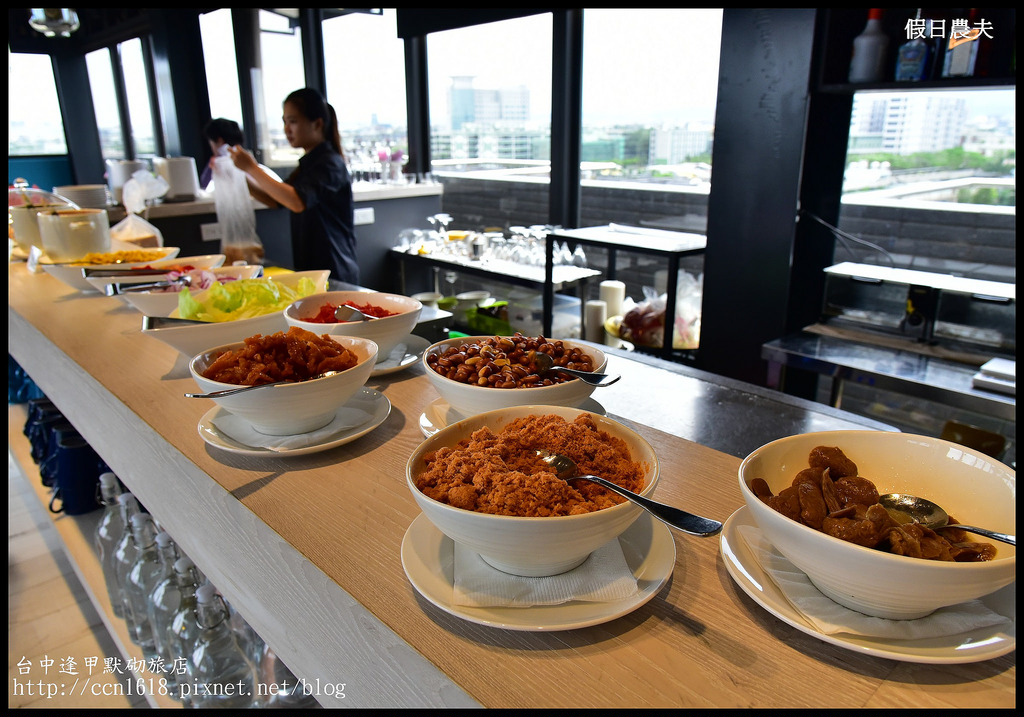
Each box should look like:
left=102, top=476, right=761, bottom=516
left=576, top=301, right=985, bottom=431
left=941, top=8, right=987, bottom=78
left=848, top=8, right=889, bottom=83
left=145, top=531, right=180, bottom=688
left=189, top=583, right=259, bottom=709
left=94, top=473, right=126, bottom=618
left=895, top=10, right=932, bottom=81
left=111, top=494, right=142, bottom=635
left=263, top=648, right=322, bottom=709
left=124, top=513, right=164, bottom=660
left=227, top=600, right=266, bottom=671
left=166, top=558, right=201, bottom=706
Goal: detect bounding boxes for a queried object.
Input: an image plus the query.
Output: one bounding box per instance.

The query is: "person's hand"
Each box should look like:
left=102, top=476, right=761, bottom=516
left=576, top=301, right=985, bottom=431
left=227, top=145, right=258, bottom=175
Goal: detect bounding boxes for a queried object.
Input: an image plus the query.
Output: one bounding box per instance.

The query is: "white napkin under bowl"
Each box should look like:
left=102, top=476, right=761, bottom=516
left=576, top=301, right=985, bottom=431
left=738, top=525, right=1012, bottom=640
left=453, top=539, right=639, bottom=608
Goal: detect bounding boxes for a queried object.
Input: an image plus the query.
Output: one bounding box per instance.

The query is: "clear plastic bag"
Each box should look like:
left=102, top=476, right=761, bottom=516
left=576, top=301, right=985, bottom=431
left=619, top=270, right=702, bottom=349
left=114, top=170, right=168, bottom=247
left=111, top=213, right=163, bottom=248
left=211, top=156, right=265, bottom=265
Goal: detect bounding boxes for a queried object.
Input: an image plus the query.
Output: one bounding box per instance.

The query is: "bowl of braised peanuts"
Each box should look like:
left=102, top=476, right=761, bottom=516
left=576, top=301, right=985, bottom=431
left=422, top=333, right=607, bottom=418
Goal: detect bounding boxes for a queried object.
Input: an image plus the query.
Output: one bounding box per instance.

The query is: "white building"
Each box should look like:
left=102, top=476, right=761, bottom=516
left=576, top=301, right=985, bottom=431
left=848, top=93, right=968, bottom=155
left=649, top=122, right=714, bottom=164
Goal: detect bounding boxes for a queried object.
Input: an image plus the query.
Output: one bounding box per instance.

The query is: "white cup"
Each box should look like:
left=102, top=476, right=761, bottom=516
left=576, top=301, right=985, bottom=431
left=37, top=208, right=112, bottom=262
left=10, top=205, right=66, bottom=252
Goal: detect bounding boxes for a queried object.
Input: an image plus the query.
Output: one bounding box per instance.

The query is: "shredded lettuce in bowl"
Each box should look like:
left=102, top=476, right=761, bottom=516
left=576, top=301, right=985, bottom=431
left=177, top=276, right=317, bottom=322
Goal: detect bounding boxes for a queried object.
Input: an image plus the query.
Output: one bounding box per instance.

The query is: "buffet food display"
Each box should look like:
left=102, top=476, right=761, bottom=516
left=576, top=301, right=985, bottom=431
left=7, top=229, right=1017, bottom=707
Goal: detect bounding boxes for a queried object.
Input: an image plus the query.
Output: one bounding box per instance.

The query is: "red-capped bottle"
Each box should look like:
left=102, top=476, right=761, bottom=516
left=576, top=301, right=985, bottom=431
left=849, top=9, right=890, bottom=83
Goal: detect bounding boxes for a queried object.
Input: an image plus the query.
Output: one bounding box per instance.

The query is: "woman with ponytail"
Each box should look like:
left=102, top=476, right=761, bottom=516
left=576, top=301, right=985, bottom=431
left=228, top=87, right=359, bottom=284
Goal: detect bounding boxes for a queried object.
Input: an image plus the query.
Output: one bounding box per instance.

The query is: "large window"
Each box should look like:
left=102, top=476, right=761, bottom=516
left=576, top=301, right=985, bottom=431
left=258, top=9, right=305, bottom=167
left=199, top=9, right=244, bottom=128
left=427, top=14, right=553, bottom=195
left=323, top=9, right=408, bottom=182
left=8, top=51, right=67, bottom=156
left=581, top=9, right=722, bottom=187
left=84, top=49, right=124, bottom=160
left=119, top=38, right=158, bottom=157
left=836, top=88, right=1015, bottom=282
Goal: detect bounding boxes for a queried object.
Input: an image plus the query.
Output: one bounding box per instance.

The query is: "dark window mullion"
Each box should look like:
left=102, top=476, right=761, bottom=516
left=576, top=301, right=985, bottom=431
left=140, top=34, right=165, bottom=158
left=110, top=45, right=134, bottom=160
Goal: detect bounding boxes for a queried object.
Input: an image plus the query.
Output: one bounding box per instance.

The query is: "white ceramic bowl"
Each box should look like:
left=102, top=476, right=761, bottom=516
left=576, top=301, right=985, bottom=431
left=411, top=291, right=443, bottom=308
left=285, top=290, right=422, bottom=362
left=406, top=404, right=660, bottom=577
left=140, top=270, right=330, bottom=357
left=40, top=244, right=181, bottom=292
left=738, top=430, right=1016, bottom=620
left=422, top=335, right=606, bottom=418
left=10, top=203, right=76, bottom=252
left=120, top=265, right=263, bottom=316
left=189, top=334, right=378, bottom=435
left=84, top=253, right=227, bottom=295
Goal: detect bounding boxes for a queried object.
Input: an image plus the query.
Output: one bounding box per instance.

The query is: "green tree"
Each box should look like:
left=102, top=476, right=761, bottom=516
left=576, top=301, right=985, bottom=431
left=622, top=129, right=650, bottom=165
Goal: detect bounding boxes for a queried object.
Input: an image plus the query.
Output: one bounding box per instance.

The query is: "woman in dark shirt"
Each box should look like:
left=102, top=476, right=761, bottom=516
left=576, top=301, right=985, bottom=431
left=228, top=87, right=359, bottom=284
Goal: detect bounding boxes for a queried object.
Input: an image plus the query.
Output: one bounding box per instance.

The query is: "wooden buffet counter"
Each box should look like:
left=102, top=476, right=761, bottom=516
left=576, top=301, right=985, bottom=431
left=7, top=262, right=1015, bottom=709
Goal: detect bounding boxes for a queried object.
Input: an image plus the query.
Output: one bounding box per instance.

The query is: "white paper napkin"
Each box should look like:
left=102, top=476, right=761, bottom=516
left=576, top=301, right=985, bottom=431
left=453, top=540, right=639, bottom=608
left=377, top=342, right=408, bottom=367
left=738, top=525, right=1012, bottom=640
left=211, top=406, right=370, bottom=452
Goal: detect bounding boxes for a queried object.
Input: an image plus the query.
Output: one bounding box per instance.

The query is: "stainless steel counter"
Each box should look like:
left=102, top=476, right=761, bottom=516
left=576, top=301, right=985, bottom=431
left=588, top=341, right=898, bottom=458
left=762, top=332, right=1015, bottom=423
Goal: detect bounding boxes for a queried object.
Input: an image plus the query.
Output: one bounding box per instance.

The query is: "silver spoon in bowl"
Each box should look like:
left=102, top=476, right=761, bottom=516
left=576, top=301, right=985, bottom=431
left=184, top=371, right=343, bottom=399
left=532, top=351, right=620, bottom=386
left=334, top=304, right=377, bottom=322
left=536, top=450, right=722, bottom=536
left=878, top=493, right=1015, bottom=546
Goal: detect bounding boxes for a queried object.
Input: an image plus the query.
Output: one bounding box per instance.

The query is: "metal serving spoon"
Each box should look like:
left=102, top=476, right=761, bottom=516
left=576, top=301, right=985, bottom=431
left=536, top=450, right=722, bottom=536
left=532, top=352, right=620, bottom=386
left=184, top=371, right=343, bottom=399
left=878, top=493, right=1015, bottom=546
left=334, top=304, right=377, bottom=322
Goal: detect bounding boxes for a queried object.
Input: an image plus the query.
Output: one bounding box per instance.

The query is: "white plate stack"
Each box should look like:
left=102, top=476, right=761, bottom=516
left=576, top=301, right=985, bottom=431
left=53, top=184, right=110, bottom=209
left=971, top=358, right=1015, bottom=396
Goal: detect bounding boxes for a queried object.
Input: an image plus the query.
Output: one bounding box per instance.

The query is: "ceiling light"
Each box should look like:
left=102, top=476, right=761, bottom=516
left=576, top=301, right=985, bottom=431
left=28, top=8, right=81, bottom=38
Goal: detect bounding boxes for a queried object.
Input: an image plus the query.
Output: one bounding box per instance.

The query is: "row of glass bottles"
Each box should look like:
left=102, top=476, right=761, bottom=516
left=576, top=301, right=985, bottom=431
left=94, top=473, right=319, bottom=708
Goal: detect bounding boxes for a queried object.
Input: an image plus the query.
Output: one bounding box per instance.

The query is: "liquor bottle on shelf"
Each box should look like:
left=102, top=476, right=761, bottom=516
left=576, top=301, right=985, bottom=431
left=895, top=9, right=933, bottom=81
left=124, top=513, right=164, bottom=660
left=189, top=583, right=260, bottom=709
left=849, top=8, right=890, bottom=83
left=111, top=494, right=143, bottom=635
left=941, top=8, right=989, bottom=78
left=94, top=473, right=126, bottom=618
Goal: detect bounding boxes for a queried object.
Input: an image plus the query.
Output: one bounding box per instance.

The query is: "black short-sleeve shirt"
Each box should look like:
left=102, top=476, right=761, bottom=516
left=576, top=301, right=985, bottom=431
left=286, top=142, right=359, bottom=284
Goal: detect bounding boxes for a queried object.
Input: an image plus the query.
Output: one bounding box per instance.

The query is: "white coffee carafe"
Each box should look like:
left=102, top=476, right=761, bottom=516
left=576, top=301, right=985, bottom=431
left=152, top=157, right=200, bottom=202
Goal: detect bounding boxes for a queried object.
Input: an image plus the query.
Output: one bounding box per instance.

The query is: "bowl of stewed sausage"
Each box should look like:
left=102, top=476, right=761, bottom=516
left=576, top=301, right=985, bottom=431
left=422, top=333, right=607, bottom=418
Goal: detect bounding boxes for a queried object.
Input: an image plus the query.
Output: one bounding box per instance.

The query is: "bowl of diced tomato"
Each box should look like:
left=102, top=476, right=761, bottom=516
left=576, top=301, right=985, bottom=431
left=284, top=291, right=422, bottom=363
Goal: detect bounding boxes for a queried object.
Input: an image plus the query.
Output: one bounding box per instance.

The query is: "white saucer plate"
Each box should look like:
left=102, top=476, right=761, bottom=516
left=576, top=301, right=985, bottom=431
left=418, top=396, right=606, bottom=437
left=197, top=388, right=390, bottom=457
left=720, top=505, right=1016, bottom=664
left=371, top=334, right=430, bottom=377
left=401, top=511, right=675, bottom=631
